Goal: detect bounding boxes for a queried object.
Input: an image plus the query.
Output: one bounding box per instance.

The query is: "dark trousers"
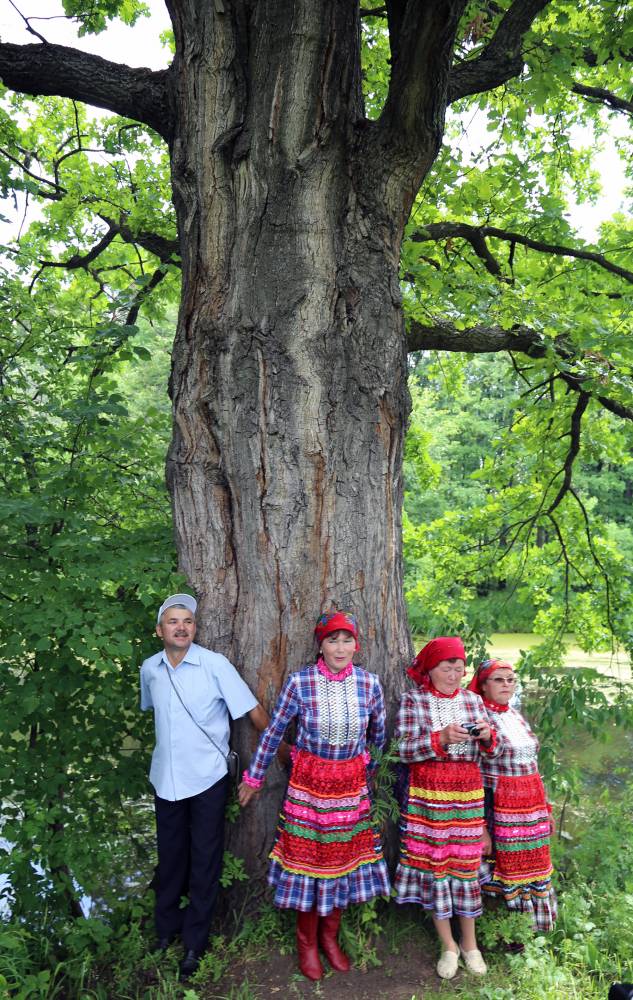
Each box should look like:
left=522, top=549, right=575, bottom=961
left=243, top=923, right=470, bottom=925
left=154, top=775, right=229, bottom=953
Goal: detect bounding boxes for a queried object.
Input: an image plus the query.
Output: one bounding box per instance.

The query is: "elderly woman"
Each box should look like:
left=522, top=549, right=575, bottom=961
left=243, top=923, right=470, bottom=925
left=468, top=659, right=557, bottom=933
left=394, top=636, right=503, bottom=980
left=238, top=610, right=390, bottom=981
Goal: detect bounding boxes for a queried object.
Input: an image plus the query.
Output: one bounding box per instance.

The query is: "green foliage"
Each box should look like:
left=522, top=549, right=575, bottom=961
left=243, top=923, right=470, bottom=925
left=369, top=737, right=401, bottom=828
left=403, top=355, right=633, bottom=654
left=360, top=17, right=390, bottom=120
left=339, top=899, right=384, bottom=970
left=1, top=5, right=633, bottom=997
left=61, top=0, right=150, bottom=36
left=551, top=782, right=633, bottom=981
left=219, top=851, right=249, bottom=889
left=396, top=0, right=633, bottom=654
left=0, top=95, right=183, bottom=935
left=0, top=286, right=180, bottom=921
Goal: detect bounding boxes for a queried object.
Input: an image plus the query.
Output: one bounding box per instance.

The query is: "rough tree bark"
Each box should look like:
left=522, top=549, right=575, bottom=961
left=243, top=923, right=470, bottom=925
left=163, top=0, right=455, bottom=856
left=0, top=0, right=552, bottom=873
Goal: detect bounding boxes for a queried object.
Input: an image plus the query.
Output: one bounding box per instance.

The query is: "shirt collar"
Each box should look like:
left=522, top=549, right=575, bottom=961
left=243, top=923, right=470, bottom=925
left=159, top=642, right=201, bottom=668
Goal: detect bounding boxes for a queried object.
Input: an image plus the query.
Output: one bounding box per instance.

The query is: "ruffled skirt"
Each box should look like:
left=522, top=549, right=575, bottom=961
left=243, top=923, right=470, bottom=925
left=395, top=760, right=485, bottom=919
left=267, top=749, right=390, bottom=914
left=481, top=773, right=557, bottom=931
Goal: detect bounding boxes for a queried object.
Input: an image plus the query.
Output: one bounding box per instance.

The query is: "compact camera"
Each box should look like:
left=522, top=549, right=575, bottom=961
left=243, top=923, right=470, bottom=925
left=464, top=724, right=481, bottom=738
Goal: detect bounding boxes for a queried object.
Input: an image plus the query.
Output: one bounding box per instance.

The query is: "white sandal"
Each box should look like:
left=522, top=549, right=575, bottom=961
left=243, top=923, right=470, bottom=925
left=436, top=947, right=460, bottom=979
left=460, top=946, right=487, bottom=975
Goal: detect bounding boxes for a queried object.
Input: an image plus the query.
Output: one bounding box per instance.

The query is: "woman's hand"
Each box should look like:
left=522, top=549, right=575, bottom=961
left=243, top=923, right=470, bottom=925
left=440, top=722, right=470, bottom=747
left=472, top=718, right=491, bottom=743
left=238, top=781, right=260, bottom=807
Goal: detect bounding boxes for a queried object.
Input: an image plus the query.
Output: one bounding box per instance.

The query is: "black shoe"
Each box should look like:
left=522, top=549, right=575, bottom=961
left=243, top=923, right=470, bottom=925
left=154, top=934, right=176, bottom=952
left=179, top=949, right=201, bottom=980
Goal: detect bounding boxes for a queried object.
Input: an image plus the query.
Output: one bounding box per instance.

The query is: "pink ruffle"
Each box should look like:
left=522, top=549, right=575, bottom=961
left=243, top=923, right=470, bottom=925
left=284, top=801, right=370, bottom=826
left=316, top=656, right=353, bottom=681
left=241, top=771, right=263, bottom=789
left=406, top=839, right=482, bottom=861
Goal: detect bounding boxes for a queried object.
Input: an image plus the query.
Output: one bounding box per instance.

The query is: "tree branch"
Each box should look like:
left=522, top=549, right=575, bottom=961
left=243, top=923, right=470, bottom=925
left=0, top=146, right=65, bottom=200
left=545, top=391, right=590, bottom=516
left=377, top=2, right=467, bottom=160
left=448, top=0, right=552, bottom=103
left=0, top=43, right=172, bottom=141
left=37, top=228, right=118, bottom=271
left=125, top=267, right=168, bottom=327
left=407, top=318, right=633, bottom=421
left=98, top=216, right=180, bottom=265
left=407, top=318, right=547, bottom=356
left=570, top=486, right=613, bottom=632
left=413, top=222, right=633, bottom=284
left=572, top=82, right=633, bottom=117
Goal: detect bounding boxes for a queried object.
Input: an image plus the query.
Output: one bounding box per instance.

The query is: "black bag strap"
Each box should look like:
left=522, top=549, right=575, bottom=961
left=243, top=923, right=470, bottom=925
left=163, top=661, right=230, bottom=763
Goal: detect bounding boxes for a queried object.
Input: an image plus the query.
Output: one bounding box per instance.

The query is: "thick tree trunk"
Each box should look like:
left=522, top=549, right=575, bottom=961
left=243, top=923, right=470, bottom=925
left=164, top=0, right=427, bottom=871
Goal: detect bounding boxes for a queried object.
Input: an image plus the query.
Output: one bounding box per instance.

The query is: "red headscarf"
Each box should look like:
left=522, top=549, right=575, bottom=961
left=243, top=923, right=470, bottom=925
left=407, top=636, right=466, bottom=687
left=467, top=658, right=514, bottom=701
left=314, top=610, right=360, bottom=650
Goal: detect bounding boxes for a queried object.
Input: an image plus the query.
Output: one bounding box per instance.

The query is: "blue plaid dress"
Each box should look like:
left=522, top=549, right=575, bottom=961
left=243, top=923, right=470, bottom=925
left=246, top=663, right=391, bottom=913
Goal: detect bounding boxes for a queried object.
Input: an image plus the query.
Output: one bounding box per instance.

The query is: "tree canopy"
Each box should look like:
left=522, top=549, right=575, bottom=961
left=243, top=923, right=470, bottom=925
left=0, top=0, right=632, bottom=932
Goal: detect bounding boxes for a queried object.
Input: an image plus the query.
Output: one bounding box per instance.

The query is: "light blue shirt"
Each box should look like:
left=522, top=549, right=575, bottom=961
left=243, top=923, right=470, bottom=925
left=140, top=642, right=258, bottom=801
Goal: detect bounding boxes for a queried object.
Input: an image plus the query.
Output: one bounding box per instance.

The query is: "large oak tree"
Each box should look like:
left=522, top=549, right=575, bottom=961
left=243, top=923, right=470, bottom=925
left=1, top=0, right=631, bottom=871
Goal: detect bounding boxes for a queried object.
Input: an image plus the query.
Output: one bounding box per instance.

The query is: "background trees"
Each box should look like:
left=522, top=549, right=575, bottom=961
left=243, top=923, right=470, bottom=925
left=0, top=0, right=631, bottom=940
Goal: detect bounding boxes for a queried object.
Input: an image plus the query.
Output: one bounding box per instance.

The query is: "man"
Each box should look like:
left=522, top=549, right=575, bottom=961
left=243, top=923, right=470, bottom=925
left=140, top=593, right=271, bottom=980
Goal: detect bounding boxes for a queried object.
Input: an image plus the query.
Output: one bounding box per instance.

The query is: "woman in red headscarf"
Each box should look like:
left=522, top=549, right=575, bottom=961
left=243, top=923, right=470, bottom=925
left=394, top=636, right=503, bottom=980
left=468, top=659, right=557, bottom=933
left=238, top=610, right=390, bottom=981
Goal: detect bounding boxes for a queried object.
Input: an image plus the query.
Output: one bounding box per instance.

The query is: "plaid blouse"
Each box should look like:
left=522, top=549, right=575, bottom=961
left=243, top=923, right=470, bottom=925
left=247, top=663, right=386, bottom=784
left=396, top=687, right=503, bottom=763
left=479, top=706, right=541, bottom=783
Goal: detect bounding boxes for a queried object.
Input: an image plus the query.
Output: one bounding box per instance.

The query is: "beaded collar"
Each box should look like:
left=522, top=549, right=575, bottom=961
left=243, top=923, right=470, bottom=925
left=316, top=656, right=353, bottom=682
left=482, top=696, right=510, bottom=713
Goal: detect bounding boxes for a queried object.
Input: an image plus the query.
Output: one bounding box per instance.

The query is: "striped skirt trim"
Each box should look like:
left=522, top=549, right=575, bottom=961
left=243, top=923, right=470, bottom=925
left=488, top=773, right=554, bottom=884
left=270, top=751, right=378, bottom=878
left=482, top=773, right=557, bottom=931
left=395, top=760, right=485, bottom=919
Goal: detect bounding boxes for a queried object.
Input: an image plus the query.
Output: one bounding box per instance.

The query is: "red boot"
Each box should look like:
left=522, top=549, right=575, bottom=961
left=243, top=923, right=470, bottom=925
left=296, top=908, right=323, bottom=981
left=318, top=907, right=351, bottom=972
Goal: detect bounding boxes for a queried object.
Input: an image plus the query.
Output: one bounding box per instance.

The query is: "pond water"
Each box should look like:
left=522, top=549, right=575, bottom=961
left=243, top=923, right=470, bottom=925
left=490, top=632, right=631, bottom=682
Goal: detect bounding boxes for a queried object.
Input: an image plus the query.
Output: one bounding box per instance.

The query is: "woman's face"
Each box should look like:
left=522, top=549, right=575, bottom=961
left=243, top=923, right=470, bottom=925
left=429, top=658, right=465, bottom=694
left=481, top=668, right=517, bottom=705
left=320, top=630, right=356, bottom=672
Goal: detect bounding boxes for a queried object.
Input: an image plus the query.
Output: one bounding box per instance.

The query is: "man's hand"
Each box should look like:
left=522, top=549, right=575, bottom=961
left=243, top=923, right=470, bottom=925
left=238, top=781, right=259, bottom=807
